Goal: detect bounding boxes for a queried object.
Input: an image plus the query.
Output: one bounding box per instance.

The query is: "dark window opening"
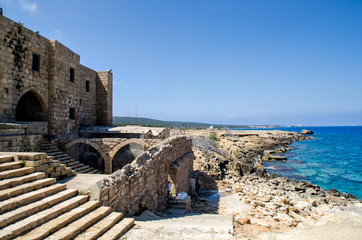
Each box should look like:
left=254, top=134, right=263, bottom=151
left=70, top=68, right=75, bottom=82
left=32, top=53, right=40, bottom=72
left=69, top=108, right=76, bottom=120
left=86, top=81, right=90, bottom=92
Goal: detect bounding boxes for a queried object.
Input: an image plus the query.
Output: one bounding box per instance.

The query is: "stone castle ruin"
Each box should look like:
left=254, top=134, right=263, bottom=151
left=0, top=14, right=195, bottom=238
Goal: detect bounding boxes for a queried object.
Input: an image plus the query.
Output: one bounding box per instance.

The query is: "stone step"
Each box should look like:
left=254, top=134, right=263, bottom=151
left=57, top=156, right=71, bottom=161
left=86, top=169, right=102, bottom=174
left=0, top=155, right=14, bottom=164
left=15, top=200, right=100, bottom=240
left=0, top=167, right=35, bottom=180
left=41, top=140, right=54, bottom=147
left=45, top=149, right=60, bottom=154
left=0, top=178, right=56, bottom=201
left=0, top=195, right=89, bottom=240
left=65, top=161, right=80, bottom=166
left=47, top=152, right=64, bottom=157
left=0, top=188, right=77, bottom=228
left=74, top=212, right=123, bottom=240
left=70, top=163, right=85, bottom=169
left=44, top=206, right=112, bottom=240
left=98, top=218, right=135, bottom=240
left=0, top=183, right=66, bottom=214
left=0, top=161, right=22, bottom=172
left=0, top=172, right=45, bottom=190
left=60, top=159, right=76, bottom=164
left=41, top=145, right=57, bottom=149
left=73, top=165, right=90, bottom=172
left=77, top=168, right=95, bottom=174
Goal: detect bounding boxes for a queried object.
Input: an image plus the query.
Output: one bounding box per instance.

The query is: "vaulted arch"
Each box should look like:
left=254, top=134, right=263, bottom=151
left=16, top=90, right=47, bottom=122
left=65, top=138, right=111, bottom=173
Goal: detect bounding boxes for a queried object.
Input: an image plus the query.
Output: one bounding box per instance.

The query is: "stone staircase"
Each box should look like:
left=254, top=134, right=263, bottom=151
left=41, top=138, right=103, bottom=174
left=0, top=155, right=134, bottom=240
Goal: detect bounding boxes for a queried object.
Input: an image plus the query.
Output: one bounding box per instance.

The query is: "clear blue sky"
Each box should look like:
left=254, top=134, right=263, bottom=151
left=2, top=0, right=361, bottom=126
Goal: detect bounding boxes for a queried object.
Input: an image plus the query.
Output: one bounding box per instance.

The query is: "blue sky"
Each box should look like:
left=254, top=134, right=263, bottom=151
left=1, top=0, right=362, bottom=126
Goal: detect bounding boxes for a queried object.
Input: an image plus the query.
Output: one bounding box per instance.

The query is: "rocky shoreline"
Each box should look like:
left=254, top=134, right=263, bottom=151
left=179, top=129, right=361, bottom=238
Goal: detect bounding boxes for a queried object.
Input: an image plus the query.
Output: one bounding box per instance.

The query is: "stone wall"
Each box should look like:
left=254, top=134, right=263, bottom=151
left=96, top=71, right=113, bottom=126
left=168, top=152, right=194, bottom=195
left=91, top=136, right=194, bottom=216
left=48, top=40, right=80, bottom=136
left=0, top=15, right=50, bottom=122
left=0, top=122, right=47, bottom=152
left=79, top=65, right=97, bottom=126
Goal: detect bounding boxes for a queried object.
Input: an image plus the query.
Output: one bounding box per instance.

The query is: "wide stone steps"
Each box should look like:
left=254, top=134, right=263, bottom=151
left=0, top=155, right=133, bottom=240
left=98, top=218, right=135, bottom=240
left=0, top=183, right=66, bottom=214
left=15, top=200, right=101, bottom=240
left=41, top=139, right=100, bottom=174
left=0, top=155, right=14, bottom=164
left=0, top=162, right=22, bottom=171
left=44, top=206, right=112, bottom=240
left=0, top=172, right=45, bottom=190
left=0, top=177, right=56, bottom=201
left=0, top=188, right=77, bottom=228
left=0, top=167, right=35, bottom=180
left=74, top=212, right=123, bottom=240
left=0, top=195, right=89, bottom=240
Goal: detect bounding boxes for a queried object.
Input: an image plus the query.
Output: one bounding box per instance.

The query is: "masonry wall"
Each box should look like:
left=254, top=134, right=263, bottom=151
left=96, top=71, right=113, bottom=126
left=48, top=40, right=80, bottom=136
left=0, top=122, right=47, bottom=152
left=93, top=136, right=194, bottom=216
left=79, top=65, right=97, bottom=126
left=0, top=15, right=50, bottom=122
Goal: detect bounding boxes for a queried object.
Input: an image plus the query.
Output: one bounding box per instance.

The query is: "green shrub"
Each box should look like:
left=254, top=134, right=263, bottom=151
left=208, top=133, right=219, bottom=141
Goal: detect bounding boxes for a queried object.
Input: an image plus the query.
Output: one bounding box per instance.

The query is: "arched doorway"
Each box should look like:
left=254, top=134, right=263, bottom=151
left=16, top=91, right=47, bottom=121
left=66, top=143, right=105, bottom=172
left=112, top=142, right=145, bottom=172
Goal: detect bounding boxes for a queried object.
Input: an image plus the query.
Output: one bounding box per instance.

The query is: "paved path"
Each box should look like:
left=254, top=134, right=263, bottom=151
left=124, top=213, right=234, bottom=240
left=57, top=173, right=105, bottom=195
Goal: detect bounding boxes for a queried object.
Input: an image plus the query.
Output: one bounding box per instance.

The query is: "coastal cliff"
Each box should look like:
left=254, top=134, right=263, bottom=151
left=178, top=129, right=361, bottom=239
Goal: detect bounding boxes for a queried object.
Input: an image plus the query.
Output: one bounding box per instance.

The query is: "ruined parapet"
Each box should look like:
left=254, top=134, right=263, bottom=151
left=91, top=136, right=194, bottom=216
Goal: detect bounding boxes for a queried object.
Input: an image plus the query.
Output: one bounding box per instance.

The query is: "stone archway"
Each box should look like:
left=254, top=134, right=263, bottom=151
left=16, top=90, right=47, bottom=121
left=111, top=141, right=147, bottom=172
left=65, top=139, right=111, bottom=173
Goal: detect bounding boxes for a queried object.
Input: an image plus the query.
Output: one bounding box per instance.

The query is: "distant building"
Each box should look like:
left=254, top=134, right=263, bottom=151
left=0, top=15, right=113, bottom=137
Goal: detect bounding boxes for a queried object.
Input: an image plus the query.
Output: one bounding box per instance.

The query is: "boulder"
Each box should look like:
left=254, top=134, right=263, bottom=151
left=301, top=129, right=314, bottom=135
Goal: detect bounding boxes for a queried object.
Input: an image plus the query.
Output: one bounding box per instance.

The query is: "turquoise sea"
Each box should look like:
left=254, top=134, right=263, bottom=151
left=240, top=127, right=362, bottom=199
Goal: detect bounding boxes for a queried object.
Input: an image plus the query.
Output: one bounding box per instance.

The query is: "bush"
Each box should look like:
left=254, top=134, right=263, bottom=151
left=208, top=133, right=219, bottom=141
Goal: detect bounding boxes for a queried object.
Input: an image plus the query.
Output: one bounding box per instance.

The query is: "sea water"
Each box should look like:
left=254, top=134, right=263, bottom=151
left=237, top=126, right=362, bottom=199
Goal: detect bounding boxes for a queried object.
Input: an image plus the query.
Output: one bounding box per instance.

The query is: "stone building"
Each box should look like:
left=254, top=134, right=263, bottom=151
left=0, top=14, right=112, bottom=138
